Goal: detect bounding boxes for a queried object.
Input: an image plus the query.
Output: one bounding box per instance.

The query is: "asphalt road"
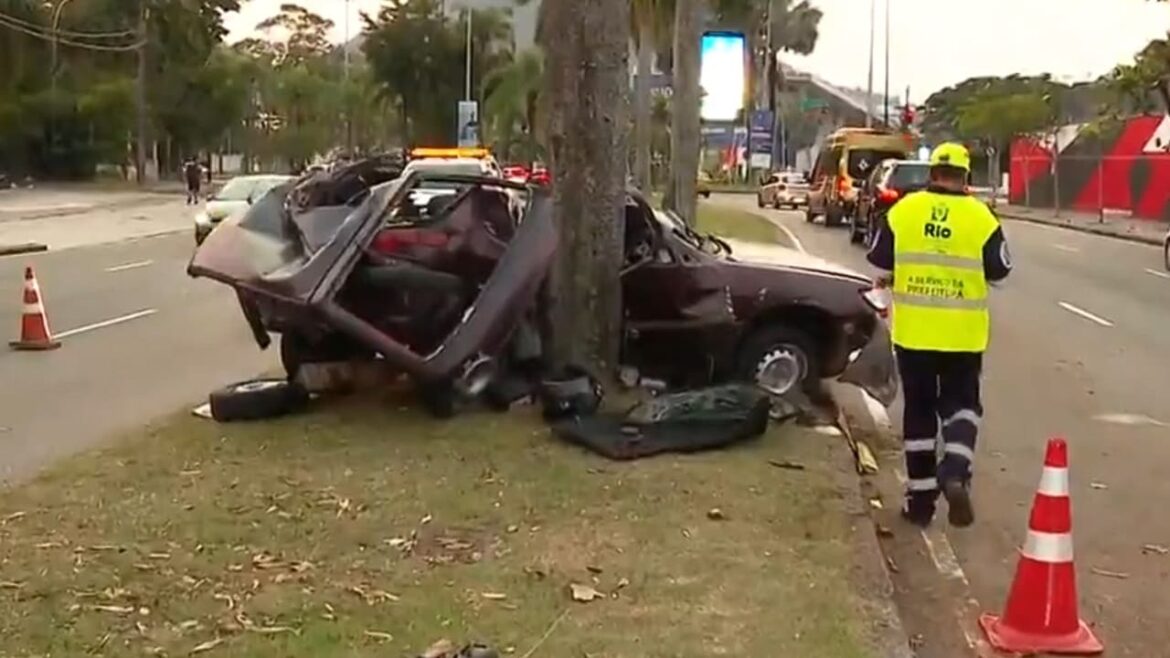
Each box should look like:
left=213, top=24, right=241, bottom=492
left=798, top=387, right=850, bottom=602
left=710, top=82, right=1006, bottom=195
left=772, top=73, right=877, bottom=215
left=0, top=230, right=276, bottom=484
left=710, top=194, right=1170, bottom=657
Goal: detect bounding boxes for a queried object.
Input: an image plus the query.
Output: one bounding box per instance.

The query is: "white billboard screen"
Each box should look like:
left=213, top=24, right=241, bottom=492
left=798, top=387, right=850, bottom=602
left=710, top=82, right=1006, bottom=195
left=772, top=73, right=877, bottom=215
left=699, top=32, right=746, bottom=122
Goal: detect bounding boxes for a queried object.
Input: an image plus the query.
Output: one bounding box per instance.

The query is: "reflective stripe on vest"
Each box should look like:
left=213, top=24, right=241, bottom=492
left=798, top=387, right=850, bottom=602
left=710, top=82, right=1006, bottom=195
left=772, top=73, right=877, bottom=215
left=888, top=191, right=998, bottom=352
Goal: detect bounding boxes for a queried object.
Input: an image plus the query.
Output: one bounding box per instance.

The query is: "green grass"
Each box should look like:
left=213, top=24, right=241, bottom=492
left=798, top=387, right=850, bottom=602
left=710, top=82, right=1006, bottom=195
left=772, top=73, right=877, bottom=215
left=0, top=389, right=879, bottom=657
left=696, top=204, right=781, bottom=244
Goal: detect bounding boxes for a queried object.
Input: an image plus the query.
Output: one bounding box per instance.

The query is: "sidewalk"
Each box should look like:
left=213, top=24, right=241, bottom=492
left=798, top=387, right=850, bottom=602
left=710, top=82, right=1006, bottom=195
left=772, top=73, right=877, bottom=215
left=995, top=203, right=1167, bottom=246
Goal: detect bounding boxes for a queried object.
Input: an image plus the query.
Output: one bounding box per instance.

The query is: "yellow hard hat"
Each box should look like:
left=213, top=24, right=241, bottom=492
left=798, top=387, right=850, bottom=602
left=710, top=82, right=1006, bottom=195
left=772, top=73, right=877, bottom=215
left=929, top=142, right=971, bottom=172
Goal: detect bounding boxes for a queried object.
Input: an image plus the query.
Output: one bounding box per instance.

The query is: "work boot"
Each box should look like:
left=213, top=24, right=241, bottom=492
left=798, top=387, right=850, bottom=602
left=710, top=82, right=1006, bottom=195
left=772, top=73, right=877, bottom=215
left=900, top=494, right=935, bottom=528
left=942, top=478, right=975, bottom=528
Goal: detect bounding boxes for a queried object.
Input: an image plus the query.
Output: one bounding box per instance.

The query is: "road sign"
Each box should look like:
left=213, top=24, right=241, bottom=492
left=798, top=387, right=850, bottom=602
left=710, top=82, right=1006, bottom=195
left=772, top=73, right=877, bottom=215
left=457, top=101, right=479, bottom=148
left=748, top=109, right=773, bottom=169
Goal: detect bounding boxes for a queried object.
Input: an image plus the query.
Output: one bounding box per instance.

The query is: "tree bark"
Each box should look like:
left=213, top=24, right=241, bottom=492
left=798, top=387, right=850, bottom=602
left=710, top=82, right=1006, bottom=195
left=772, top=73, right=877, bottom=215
left=538, top=0, right=630, bottom=375
left=664, top=0, right=701, bottom=225
left=634, top=14, right=654, bottom=192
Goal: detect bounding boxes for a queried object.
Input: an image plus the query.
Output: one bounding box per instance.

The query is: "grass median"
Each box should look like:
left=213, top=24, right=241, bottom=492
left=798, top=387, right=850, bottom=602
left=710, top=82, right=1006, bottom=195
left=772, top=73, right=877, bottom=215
left=0, top=388, right=881, bottom=657
left=695, top=204, right=781, bottom=244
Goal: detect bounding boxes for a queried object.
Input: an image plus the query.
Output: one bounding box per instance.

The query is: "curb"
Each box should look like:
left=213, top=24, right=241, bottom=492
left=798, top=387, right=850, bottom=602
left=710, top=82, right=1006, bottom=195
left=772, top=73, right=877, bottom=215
left=997, top=211, right=1165, bottom=246
left=827, top=389, right=915, bottom=658
left=0, top=243, right=48, bottom=257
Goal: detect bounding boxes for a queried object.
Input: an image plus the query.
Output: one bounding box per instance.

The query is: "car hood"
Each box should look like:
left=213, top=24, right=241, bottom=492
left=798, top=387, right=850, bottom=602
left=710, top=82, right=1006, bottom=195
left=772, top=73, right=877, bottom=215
left=721, top=239, right=870, bottom=283
left=204, top=199, right=249, bottom=221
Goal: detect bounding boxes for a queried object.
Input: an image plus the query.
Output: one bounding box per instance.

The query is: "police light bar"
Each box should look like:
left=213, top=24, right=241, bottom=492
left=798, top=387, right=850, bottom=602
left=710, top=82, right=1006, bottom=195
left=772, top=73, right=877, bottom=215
left=410, top=147, right=490, bottom=159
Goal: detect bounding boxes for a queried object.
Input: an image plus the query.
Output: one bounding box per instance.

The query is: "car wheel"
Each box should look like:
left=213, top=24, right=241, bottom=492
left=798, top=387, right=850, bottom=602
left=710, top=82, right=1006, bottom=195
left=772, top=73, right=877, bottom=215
left=208, top=379, right=310, bottom=422
left=737, top=325, right=819, bottom=398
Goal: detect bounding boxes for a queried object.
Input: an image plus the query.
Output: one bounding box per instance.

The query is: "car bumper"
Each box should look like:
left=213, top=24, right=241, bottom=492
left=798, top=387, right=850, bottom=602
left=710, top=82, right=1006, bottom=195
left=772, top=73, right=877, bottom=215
left=838, top=319, right=898, bottom=407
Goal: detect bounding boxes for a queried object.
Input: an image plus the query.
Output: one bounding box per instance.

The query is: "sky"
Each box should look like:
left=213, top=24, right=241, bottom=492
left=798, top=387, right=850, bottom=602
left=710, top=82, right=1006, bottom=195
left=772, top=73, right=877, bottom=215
left=224, top=0, right=1170, bottom=100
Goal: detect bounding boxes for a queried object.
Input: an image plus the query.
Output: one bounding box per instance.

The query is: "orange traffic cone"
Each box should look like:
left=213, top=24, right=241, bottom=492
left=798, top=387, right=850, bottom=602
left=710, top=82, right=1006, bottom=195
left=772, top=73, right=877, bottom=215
left=9, top=265, right=60, bottom=351
left=978, top=437, right=1103, bottom=655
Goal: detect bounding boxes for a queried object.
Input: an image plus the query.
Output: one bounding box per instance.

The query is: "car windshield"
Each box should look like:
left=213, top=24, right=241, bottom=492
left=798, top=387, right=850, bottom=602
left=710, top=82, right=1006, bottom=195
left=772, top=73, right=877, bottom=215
left=215, top=177, right=283, bottom=201
left=888, top=163, right=931, bottom=188
left=847, top=149, right=905, bottom=180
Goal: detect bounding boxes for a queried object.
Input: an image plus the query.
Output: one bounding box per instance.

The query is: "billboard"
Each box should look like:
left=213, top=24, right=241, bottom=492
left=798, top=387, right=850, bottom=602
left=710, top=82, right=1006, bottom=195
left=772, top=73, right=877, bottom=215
left=457, top=100, right=479, bottom=148
left=699, top=31, right=746, bottom=122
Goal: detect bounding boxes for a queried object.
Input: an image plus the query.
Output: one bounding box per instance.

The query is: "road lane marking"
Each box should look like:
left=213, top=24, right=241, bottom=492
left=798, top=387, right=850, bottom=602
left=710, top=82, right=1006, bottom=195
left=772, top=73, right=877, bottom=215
left=1144, top=268, right=1170, bottom=280
left=1093, top=412, right=1168, bottom=428
left=1052, top=244, right=1080, bottom=253
left=55, top=309, right=158, bottom=339
left=773, top=219, right=805, bottom=253
left=1057, top=301, right=1114, bottom=327
left=104, top=260, right=153, bottom=273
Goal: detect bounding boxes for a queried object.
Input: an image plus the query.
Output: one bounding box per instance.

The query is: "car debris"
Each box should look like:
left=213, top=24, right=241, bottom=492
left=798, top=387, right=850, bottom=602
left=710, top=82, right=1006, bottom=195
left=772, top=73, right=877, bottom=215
left=207, top=379, right=310, bottom=422
left=188, top=158, right=896, bottom=420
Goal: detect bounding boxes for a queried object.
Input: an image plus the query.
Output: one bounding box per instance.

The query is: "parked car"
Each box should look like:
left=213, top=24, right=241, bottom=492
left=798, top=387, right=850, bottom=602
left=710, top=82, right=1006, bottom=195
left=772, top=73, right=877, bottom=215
left=188, top=165, right=896, bottom=417
left=807, top=127, right=917, bottom=226
left=193, top=174, right=294, bottom=245
left=850, top=159, right=931, bottom=245
left=757, top=171, right=810, bottom=209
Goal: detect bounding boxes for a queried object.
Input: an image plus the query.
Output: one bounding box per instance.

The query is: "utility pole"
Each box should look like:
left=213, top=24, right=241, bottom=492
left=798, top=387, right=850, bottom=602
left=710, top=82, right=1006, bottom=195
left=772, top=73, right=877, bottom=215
left=135, top=0, right=149, bottom=185
left=464, top=8, right=473, bottom=101
left=882, top=0, right=890, bottom=127
left=865, top=0, right=875, bottom=128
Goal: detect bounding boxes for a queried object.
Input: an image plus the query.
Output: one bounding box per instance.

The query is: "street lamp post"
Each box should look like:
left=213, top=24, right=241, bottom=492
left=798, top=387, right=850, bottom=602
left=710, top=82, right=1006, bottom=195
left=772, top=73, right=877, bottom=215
left=464, top=8, right=473, bottom=101
left=865, top=0, right=875, bottom=127
left=883, top=0, right=890, bottom=127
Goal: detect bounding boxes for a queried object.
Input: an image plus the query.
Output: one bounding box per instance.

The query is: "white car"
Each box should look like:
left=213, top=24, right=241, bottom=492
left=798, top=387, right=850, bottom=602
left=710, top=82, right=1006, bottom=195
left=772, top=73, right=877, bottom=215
left=194, top=174, right=294, bottom=245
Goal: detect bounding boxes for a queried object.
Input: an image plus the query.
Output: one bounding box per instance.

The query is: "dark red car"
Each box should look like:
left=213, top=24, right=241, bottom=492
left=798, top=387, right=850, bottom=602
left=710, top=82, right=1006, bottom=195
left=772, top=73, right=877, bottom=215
left=188, top=167, right=896, bottom=416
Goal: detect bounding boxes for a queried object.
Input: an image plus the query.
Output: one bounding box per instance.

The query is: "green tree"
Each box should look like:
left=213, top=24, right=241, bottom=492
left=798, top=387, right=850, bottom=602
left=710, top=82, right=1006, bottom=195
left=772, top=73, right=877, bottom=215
left=482, top=49, right=544, bottom=162
left=1108, top=35, right=1170, bottom=113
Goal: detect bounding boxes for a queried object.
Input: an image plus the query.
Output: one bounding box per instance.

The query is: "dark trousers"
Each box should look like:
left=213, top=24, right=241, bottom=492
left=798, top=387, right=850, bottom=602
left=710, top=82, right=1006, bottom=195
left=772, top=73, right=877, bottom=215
left=896, top=347, right=983, bottom=502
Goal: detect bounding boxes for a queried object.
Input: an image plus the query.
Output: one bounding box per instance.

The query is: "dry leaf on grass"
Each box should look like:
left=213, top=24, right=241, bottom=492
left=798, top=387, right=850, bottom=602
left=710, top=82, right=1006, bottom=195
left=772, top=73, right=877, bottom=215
left=706, top=508, right=726, bottom=521
left=91, top=605, right=134, bottom=614
left=421, top=639, right=456, bottom=658
left=190, top=637, right=224, bottom=654
left=364, top=630, right=394, bottom=642
left=569, top=583, right=603, bottom=602
left=481, top=592, right=508, bottom=600
left=1, top=511, right=27, bottom=524
left=246, top=625, right=298, bottom=635
left=0, top=581, right=24, bottom=590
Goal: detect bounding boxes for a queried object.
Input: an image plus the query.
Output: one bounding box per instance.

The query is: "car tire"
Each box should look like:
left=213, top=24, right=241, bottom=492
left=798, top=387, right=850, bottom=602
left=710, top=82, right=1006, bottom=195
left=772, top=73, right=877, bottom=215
left=417, top=381, right=458, bottom=419
left=208, top=379, right=310, bottom=422
left=736, top=325, right=819, bottom=397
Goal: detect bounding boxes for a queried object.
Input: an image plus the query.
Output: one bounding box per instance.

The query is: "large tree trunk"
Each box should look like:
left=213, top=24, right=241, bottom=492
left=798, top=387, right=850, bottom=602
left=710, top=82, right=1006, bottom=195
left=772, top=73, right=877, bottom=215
left=633, top=14, right=654, bottom=192
left=664, top=0, right=701, bottom=225
left=538, top=0, right=631, bottom=374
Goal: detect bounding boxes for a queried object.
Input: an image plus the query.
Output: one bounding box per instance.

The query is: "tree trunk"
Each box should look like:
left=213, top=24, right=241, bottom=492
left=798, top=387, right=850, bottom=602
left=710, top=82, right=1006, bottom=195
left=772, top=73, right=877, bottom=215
left=664, top=0, right=701, bottom=225
left=538, top=0, right=630, bottom=375
left=633, top=15, right=654, bottom=192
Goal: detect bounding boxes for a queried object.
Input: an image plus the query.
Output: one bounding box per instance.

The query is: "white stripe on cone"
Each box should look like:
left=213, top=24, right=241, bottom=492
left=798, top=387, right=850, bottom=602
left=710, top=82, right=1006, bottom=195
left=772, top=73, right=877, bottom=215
left=22, top=303, right=43, bottom=314
left=1022, top=529, right=1075, bottom=563
left=1037, top=465, right=1070, bottom=497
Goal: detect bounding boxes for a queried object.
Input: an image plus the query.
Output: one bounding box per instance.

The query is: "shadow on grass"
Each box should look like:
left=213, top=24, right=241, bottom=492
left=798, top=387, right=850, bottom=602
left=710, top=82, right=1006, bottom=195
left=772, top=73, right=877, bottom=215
left=0, top=390, right=876, bottom=657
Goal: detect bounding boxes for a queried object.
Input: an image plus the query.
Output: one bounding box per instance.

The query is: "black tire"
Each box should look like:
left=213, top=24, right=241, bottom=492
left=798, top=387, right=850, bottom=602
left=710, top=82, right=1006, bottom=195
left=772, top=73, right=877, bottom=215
left=417, top=381, right=457, bottom=419
left=736, top=325, right=819, bottom=397
left=1164, top=238, right=1170, bottom=272
left=209, top=379, right=310, bottom=422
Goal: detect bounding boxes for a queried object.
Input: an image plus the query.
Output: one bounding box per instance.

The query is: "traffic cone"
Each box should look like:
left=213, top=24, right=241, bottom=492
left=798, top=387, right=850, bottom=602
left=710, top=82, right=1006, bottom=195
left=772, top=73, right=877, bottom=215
left=978, top=437, right=1103, bottom=655
left=9, top=265, right=60, bottom=351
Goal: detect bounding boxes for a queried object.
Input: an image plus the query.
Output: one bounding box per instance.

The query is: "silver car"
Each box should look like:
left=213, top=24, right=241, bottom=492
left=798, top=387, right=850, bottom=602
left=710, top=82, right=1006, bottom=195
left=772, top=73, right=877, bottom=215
left=194, top=174, right=294, bottom=245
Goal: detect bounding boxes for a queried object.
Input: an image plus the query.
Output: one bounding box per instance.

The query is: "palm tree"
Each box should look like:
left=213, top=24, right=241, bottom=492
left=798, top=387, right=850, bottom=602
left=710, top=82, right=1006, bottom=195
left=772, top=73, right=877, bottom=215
left=631, top=0, right=673, bottom=192
left=664, top=0, right=701, bottom=223
left=482, top=49, right=544, bottom=162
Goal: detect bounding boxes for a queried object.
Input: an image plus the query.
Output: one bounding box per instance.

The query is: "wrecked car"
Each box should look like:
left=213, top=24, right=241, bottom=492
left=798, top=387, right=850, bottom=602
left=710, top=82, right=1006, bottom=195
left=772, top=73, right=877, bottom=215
left=188, top=167, right=896, bottom=417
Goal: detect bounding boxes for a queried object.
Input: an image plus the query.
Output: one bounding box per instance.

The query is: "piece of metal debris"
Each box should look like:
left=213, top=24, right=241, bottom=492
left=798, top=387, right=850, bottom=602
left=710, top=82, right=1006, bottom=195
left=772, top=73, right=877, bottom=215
left=706, top=508, right=726, bottom=521
left=1090, top=567, right=1130, bottom=580
left=191, top=403, right=213, bottom=419
left=569, top=583, right=604, bottom=602
left=1141, top=544, right=1169, bottom=555
left=1089, top=482, right=1108, bottom=490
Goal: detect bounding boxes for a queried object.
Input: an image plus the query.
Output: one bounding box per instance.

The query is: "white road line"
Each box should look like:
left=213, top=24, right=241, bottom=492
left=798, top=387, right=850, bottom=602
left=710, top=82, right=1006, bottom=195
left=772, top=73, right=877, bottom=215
left=1144, top=268, right=1170, bottom=280
left=1057, top=301, right=1115, bottom=327
left=1052, top=244, right=1080, bottom=253
left=55, top=309, right=158, bottom=339
left=104, top=260, right=153, bottom=273
left=773, top=220, right=805, bottom=253
left=893, top=467, right=971, bottom=586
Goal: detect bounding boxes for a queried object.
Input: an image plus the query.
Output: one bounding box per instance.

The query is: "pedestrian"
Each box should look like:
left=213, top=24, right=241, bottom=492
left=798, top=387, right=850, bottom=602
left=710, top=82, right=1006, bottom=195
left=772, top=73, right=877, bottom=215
left=866, top=142, right=1012, bottom=528
left=183, top=158, right=203, bottom=205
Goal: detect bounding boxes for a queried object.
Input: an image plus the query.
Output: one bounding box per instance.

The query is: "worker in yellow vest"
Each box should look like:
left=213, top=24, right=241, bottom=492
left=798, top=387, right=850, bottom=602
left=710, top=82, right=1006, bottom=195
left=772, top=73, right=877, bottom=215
left=866, top=142, right=1012, bottom=528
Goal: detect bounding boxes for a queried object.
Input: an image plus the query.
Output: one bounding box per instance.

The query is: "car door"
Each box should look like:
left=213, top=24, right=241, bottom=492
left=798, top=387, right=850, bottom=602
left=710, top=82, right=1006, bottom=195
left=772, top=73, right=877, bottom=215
left=621, top=201, right=736, bottom=382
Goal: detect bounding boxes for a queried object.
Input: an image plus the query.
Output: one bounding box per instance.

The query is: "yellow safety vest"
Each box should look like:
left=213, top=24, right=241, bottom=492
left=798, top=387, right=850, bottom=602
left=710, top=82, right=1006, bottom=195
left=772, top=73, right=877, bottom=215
left=887, top=190, right=999, bottom=352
